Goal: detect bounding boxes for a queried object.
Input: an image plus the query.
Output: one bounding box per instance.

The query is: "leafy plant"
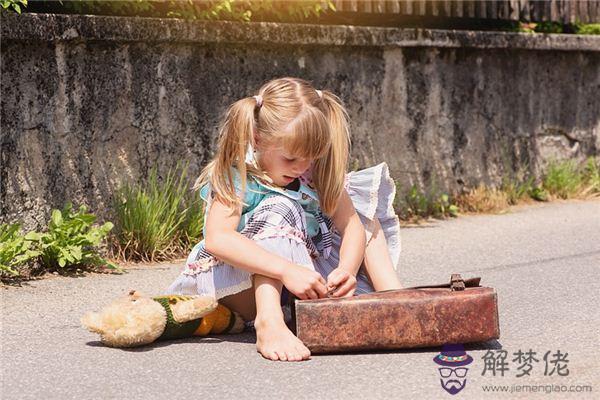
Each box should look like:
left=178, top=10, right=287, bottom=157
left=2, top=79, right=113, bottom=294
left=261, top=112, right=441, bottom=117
left=532, top=21, right=564, bottom=33
left=574, top=23, right=600, bottom=35
left=113, top=161, right=201, bottom=262
left=401, top=184, right=430, bottom=218
left=394, top=180, right=458, bottom=222
left=0, top=223, right=40, bottom=277
left=41, top=0, right=335, bottom=23
left=434, top=193, right=459, bottom=218
left=528, top=184, right=549, bottom=202
left=25, top=203, right=118, bottom=271
left=166, top=0, right=252, bottom=21
left=511, top=20, right=600, bottom=36
left=0, top=0, right=27, bottom=14
left=166, top=0, right=335, bottom=22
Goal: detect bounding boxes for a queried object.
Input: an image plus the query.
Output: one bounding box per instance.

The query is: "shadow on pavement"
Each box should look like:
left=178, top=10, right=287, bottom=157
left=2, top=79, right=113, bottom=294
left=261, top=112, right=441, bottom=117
left=84, top=332, right=257, bottom=351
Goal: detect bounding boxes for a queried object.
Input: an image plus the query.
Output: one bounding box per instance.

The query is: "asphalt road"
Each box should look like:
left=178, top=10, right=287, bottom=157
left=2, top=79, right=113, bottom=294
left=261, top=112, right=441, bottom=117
left=2, top=199, right=599, bottom=399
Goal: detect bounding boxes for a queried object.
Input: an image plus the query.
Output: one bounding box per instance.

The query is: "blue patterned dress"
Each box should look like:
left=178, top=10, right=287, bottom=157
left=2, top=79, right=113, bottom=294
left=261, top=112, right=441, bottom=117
left=165, top=161, right=401, bottom=323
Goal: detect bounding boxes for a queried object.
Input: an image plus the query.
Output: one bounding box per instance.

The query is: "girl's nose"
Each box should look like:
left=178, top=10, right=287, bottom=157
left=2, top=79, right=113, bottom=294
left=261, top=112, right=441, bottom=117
left=293, top=160, right=311, bottom=175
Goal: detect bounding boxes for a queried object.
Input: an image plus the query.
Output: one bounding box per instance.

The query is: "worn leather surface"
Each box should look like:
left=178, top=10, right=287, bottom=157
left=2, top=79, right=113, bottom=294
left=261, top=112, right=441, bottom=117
left=293, top=285, right=500, bottom=354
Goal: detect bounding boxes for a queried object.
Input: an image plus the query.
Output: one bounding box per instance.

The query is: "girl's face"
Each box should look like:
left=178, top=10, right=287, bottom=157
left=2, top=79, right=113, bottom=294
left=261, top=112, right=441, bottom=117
left=255, top=142, right=313, bottom=188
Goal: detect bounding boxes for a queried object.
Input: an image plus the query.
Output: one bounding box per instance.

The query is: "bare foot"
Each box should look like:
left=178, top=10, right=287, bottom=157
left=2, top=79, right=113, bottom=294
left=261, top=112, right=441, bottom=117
left=254, top=316, right=311, bottom=361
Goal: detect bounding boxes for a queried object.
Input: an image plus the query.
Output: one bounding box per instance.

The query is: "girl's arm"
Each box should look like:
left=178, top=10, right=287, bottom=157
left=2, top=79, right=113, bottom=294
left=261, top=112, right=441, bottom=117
left=204, top=197, right=328, bottom=299
left=330, top=189, right=366, bottom=276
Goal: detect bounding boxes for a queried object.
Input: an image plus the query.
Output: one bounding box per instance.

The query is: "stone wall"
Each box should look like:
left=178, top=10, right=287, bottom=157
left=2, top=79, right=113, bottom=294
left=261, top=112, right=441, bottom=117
left=1, top=12, right=599, bottom=230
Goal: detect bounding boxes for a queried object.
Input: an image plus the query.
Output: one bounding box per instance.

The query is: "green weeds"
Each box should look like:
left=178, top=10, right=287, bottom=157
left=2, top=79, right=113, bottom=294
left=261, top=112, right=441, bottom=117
left=543, top=157, right=600, bottom=199
left=111, top=162, right=203, bottom=262
left=1, top=203, right=117, bottom=282
left=394, top=181, right=459, bottom=223
left=394, top=157, right=598, bottom=224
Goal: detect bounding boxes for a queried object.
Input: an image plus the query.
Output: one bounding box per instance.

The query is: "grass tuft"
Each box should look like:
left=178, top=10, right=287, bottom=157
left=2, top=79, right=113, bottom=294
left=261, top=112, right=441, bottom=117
left=111, top=161, right=203, bottom=262
left=542, top=159, right=583, bottom=199
left=455, top=185, right=510, bottom=214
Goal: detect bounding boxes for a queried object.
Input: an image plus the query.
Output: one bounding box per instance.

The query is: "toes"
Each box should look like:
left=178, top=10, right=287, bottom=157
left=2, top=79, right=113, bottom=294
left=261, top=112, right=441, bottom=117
left=255, top=329, right=311, bottom=362
left=301, top=348, right=311, bottom=360
left=261, top=348, right=308, bottom=362
left=274, top=351, right=287, bottom=361
left=295, top=343, right=311, bottom=360
left=257, top=347, right=279, bottom=361
left=293, top=347, right=309, bottom=360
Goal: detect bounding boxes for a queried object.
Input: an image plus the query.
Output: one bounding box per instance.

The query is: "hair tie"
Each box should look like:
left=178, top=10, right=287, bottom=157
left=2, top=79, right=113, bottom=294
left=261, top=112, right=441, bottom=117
left=316, top=89, right=323, bottom=99
left=253, top=95, right=263, bottom=108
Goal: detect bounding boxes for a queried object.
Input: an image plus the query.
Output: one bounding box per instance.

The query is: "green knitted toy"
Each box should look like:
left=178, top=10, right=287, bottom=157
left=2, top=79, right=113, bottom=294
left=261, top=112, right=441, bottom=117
left=82, top=290, right=245, bottom=347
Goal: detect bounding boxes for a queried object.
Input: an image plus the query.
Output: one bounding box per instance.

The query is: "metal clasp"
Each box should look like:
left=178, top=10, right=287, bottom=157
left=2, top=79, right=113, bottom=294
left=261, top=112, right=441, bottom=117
left=450, top=274, right=466, bottom=291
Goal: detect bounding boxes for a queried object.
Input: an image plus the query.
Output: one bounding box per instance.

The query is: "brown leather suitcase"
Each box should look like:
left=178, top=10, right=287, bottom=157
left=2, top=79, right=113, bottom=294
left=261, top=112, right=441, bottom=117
left=289, top=274, right=500, bottom=354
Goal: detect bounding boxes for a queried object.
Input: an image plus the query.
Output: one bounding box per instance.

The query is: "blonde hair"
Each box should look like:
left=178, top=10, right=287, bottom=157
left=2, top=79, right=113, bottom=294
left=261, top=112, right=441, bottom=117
left=194, top=77, right=351, bottom=216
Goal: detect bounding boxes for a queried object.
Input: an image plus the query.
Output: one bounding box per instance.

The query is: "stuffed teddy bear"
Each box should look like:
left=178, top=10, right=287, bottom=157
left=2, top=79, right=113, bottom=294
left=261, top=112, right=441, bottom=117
left=81, top=290, right=246, bottom=348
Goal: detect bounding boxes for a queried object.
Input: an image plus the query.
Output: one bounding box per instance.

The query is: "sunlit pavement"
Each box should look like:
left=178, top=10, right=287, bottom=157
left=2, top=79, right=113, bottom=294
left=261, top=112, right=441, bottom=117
left=3, top=199, right=599, bottom=399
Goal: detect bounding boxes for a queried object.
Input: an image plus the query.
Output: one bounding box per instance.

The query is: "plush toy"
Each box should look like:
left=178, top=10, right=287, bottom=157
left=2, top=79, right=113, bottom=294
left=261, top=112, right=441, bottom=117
left=81, top=290, right=246, bottom=348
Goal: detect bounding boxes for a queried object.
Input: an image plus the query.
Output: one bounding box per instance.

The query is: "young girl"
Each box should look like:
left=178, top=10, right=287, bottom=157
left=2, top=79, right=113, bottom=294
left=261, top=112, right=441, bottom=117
left=166, top=77, right=402, bottom=362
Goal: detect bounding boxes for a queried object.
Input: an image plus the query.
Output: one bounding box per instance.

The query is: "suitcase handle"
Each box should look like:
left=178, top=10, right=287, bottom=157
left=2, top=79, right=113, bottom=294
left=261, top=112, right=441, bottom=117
left=378, top=274, right=482, bottom=293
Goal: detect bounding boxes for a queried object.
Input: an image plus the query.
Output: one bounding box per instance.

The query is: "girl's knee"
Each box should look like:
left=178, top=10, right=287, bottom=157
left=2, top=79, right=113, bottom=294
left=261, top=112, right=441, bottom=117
left=253, top=272, right=284, bottom=289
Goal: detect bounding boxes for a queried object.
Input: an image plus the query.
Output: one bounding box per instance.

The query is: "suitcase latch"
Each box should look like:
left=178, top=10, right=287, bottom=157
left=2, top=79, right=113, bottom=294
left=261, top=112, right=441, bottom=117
left=450, top=274, right=466, bottom=291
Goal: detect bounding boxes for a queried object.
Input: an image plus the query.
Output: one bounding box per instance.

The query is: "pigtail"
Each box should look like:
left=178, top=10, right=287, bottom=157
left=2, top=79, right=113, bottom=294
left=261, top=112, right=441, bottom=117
left=193, top=78, right=350, bottom=217
left=193, top=97, right=257, bottom=212
left=312, top=90, right=351, bottom=216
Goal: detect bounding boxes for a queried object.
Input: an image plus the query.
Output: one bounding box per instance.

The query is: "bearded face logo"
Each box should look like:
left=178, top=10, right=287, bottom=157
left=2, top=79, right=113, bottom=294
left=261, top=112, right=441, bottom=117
left=433, top=344, right=473, bottom=395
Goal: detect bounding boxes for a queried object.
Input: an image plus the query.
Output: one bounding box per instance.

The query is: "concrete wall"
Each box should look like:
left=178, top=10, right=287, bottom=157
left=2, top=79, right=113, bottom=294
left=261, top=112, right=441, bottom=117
left=1, top=12, right=599, bottom=230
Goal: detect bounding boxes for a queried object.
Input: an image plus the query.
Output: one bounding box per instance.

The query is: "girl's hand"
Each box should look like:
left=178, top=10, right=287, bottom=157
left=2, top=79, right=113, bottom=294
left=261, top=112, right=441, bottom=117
left=281, top=264, right=328, bottom=300
left=326, top=268, right=357, bottom=298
